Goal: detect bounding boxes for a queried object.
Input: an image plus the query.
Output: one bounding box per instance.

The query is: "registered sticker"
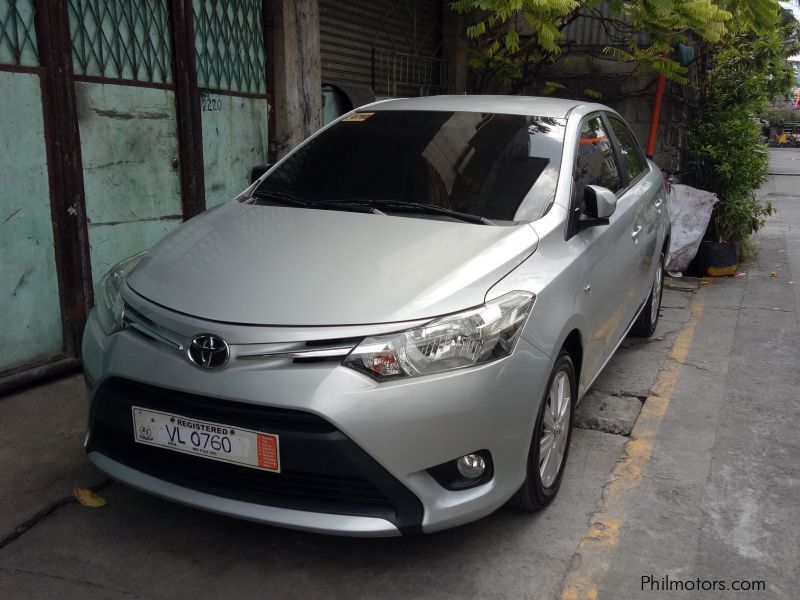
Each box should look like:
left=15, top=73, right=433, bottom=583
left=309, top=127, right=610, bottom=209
left=342, top=112, right=374, bottom=122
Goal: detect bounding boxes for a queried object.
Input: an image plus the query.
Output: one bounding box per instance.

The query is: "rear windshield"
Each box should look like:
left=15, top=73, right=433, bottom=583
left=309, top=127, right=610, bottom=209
left=253, top=110, right=566, bottom=222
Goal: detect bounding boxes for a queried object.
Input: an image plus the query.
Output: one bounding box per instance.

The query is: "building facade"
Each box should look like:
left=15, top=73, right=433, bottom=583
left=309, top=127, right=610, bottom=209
left=0, top=0, right=447, bottom=391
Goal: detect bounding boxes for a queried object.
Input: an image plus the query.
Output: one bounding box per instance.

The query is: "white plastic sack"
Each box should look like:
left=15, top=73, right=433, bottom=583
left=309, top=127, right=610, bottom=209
left=665, top=184, right=719, bottom=272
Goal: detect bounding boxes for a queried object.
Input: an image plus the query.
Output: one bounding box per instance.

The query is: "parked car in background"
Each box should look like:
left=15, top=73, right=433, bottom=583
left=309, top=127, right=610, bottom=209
left=82, top=96, right=670, bottom=536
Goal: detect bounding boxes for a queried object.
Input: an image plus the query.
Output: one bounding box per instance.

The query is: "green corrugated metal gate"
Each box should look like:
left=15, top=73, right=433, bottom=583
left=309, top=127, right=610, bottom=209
left=0, top=0, right=270, bottom=391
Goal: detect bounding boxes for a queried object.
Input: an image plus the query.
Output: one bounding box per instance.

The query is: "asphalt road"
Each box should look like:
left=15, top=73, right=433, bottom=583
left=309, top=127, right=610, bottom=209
left=1, top=149, right=798, bottom=599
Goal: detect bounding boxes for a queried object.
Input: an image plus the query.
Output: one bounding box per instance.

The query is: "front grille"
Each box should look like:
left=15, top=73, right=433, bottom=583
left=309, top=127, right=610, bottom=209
left=98, top=378, right=335, bottom=434
left=87, top=378, right=423, bottom=532
left=91, top=423, right=391, bottom=510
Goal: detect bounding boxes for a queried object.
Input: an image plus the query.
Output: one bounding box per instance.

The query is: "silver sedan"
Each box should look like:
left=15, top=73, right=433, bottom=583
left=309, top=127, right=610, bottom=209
left=82, top=95, right=669, bottom=536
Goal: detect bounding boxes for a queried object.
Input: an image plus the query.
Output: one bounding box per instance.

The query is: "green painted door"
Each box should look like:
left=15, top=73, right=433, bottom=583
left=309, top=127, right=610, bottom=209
left=0, top=1, right=65, bottom=372
left=68, top=0, right=183, bottom=293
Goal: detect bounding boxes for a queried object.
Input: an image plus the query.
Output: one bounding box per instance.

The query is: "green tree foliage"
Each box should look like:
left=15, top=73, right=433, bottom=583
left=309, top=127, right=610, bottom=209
left=449, top=0, right=782, bottom=92
left=449, top=0, right=580, bottom=91
left=687, top=15, right=798, bottom=241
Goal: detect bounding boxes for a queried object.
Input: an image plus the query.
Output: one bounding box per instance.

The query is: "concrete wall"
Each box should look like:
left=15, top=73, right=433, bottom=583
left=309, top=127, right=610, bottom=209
left=534, top=51, right=689, bottom=172
left=442, top=6, right=469, bottom=94
left=272, top=0, right=323, bottom=157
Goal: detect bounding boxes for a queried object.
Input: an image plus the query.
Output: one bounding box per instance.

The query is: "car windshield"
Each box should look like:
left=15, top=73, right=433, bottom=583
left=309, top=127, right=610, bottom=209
left=251, top=110, right=567, bottom=222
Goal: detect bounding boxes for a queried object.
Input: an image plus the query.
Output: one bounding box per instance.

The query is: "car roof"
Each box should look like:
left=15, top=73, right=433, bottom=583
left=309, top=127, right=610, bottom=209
left=366, top=95, right=602, bottom=119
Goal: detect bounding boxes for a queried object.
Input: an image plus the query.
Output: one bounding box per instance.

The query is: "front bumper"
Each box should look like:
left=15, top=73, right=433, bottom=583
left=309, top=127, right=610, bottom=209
left=82, top=298, right=552, bottom=535
left=89, top=452, right=401, bottom=537
left=86, top=377, right=422, bottom=535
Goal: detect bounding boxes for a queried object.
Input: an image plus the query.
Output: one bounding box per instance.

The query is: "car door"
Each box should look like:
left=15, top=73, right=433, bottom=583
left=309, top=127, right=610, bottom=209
left=569, top=114, right=642, bottom=384
left=605, top=113, right=662, bottom=304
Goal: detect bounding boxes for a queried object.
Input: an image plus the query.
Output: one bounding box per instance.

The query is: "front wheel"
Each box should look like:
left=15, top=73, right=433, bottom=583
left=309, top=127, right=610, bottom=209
left=511, top=352, right=576, bottom=511
left=631, top=250, right=665, bottom=338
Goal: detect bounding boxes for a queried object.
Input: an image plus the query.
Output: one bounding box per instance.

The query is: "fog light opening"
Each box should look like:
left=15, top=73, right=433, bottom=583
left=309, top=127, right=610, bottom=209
left=456, top=453, right=486, bottom=479
left=427, top=450, right=493, bottom=490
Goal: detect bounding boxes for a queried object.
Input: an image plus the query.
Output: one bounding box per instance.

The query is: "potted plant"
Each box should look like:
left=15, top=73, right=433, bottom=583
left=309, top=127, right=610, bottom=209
left=687, top=105, right=772, bottom=275
left=685, top=22, right=794, bottom=275
left=692, top=191, right=772, bottom=276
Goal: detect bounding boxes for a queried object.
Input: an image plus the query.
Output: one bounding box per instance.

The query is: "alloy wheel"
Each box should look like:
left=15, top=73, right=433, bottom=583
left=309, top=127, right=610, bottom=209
left=539, top=369, right=572, bottom=488
left=650, top=259, right=664, bottom=328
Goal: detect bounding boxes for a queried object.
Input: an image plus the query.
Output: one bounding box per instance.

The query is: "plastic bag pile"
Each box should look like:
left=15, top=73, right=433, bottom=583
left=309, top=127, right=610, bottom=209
left=665, top=184, right=719, bottom=273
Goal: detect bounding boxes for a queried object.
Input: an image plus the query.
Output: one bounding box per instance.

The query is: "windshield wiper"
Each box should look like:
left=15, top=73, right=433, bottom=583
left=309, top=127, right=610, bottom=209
left=247, top=188, right=308, bottom=207
left=248, top=191, right=491, bottom=223
left=370, top=200, right=494, bottom=225
left=248, top=189, right=382, bottom=214
left=309, top=197, right=492, bottom=225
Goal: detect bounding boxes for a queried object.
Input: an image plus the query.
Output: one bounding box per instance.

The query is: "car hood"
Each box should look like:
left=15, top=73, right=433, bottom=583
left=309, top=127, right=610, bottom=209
left=127, top=202, right=538, bottom=326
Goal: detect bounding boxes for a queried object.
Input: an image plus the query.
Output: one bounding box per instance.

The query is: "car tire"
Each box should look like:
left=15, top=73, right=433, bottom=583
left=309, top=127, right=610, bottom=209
left=510, top=351, right=576, bottom=511
left=631, top=250, right=665, bottom=338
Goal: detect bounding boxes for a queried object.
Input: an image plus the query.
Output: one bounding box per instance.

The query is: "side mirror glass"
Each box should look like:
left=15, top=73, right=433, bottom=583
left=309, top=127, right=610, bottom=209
left=250, top=163, right=273, bottom=184
left=579, top=185, right=617, bottom=227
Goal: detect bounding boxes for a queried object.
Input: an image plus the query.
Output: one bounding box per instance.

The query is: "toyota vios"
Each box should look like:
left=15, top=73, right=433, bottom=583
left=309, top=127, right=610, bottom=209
left=82, top=96, right=669, bottom=536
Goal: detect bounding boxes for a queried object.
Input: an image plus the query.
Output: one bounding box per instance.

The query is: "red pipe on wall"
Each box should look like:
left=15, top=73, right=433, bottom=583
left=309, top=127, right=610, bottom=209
left=646, top=72, right=666, bottom=159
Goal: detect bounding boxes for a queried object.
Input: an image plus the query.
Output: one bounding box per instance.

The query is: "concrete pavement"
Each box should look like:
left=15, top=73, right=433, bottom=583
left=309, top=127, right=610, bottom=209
left=1, top=150, right=798, bottom=599
left=564, top=149, right=800, bottom=599
left=0, top=376, right=105, bottom=545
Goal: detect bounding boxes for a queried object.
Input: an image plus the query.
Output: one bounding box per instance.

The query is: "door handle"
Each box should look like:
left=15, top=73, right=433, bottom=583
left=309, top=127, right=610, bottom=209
left=631, top=225, right=642, bottom=240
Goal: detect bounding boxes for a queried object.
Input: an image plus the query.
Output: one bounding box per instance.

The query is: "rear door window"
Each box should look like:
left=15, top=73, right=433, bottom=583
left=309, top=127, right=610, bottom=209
left=607, top=116, right=648, bottom=182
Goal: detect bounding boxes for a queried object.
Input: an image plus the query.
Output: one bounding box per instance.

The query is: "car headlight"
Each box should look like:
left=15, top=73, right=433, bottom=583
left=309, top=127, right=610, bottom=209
left=96, top=251, right=147, bottom=335
left=342, top=291, right=534, bottom=380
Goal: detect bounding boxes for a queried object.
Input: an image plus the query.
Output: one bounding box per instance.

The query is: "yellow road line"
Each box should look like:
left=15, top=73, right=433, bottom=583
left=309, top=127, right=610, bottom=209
left=561, top=285, right=708, bottom=600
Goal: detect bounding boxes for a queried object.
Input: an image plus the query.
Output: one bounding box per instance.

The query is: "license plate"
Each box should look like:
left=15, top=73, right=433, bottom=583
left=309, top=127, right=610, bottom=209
left=131, top=406, right=280, bottom=472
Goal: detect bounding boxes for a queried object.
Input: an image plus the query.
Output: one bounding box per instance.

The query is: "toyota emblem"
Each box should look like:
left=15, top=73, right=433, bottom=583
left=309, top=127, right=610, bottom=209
left=187, top=334, right=230, bottom=370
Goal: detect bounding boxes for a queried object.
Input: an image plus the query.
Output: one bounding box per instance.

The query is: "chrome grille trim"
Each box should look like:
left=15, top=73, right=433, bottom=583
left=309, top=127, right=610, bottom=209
left=123, top=308, right=185, bottom=352
left=122, top=306, right=358, bottom=362
left=237, top=345, right=355, bottom=361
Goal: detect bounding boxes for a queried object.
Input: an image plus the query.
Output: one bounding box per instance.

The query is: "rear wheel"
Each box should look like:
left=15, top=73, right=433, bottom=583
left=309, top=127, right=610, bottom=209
left=511, top=352, right=576, bottom=511
left=631, top=250, right=665, bottom=338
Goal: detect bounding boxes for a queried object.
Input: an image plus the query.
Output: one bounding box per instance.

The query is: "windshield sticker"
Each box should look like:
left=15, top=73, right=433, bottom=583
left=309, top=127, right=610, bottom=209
left=342, top=112, right=374, bottom=122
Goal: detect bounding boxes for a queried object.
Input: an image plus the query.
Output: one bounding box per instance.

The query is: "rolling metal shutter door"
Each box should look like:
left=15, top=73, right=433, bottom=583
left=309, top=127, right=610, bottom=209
left=319, top=0, right=443, bottom=98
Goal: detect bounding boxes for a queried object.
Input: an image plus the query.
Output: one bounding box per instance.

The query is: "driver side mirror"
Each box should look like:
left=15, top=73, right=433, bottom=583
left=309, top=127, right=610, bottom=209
left=578, top=185, right=617, bottom=229
left=250, top=163, right=273, bottom=184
